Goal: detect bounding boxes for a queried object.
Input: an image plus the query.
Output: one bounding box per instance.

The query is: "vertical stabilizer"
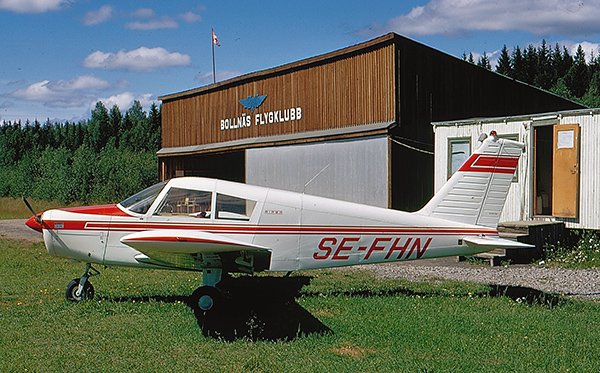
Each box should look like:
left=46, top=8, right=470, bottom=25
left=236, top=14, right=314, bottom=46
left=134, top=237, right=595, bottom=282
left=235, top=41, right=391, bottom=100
left=416, top=136, right=524, bottom=228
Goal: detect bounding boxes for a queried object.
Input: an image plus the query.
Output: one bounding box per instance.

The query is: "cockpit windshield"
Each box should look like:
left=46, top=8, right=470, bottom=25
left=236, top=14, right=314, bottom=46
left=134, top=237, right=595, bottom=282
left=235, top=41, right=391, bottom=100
left=120, top=180, right=168, bottom=214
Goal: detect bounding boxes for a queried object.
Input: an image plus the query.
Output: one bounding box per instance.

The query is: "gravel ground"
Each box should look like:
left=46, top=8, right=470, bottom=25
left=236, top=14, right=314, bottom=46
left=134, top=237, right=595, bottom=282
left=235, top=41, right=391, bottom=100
left=361, top=262, right=600, bottom=300
left=0, top=219, right=43, bottom=242
left=2, top=218, right=599, bottom=300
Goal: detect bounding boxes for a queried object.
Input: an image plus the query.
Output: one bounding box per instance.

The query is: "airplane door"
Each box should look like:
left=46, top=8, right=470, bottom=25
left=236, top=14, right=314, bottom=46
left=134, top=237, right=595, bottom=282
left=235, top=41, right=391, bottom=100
left=552, top=124, right=580, bottom=218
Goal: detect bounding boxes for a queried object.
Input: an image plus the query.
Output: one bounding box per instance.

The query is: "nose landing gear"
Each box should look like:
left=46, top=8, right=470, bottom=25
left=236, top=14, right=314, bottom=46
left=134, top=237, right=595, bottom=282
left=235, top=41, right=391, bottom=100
left=65, top=263, right=100, bottom=302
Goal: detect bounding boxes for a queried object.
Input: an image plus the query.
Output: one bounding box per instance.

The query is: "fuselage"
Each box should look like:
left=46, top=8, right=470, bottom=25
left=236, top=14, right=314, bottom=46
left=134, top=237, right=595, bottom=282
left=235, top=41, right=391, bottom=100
left=31, top=177, right=499, bottom=273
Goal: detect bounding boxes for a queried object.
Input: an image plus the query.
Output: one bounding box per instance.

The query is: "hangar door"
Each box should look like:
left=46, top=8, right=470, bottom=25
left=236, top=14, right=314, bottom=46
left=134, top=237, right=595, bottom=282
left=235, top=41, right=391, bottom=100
left=534, top=124, right=579, bottom=218
left=246, top=136, right=390, bottom=208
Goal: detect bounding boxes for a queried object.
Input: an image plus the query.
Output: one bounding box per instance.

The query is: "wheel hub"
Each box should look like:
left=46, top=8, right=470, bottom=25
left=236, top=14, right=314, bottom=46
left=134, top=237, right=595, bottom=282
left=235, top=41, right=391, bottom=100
left=198, top=295, right=214, bottom=311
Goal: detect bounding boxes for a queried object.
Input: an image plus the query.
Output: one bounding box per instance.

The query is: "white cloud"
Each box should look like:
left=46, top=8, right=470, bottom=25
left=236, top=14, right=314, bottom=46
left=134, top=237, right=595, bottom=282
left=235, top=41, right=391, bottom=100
left=179, top=11, right=201, bottom=23
left=92, top=92, right=134, bottom=111
left=125, top=16, right=178, bottom=30
left=83, top=47, right=191, bottom=72
left=92, top=92, right=159, bottom=112
left=0, top=0, right=67, bottom=13
left=82, top=5, right=114, bottom=26
left=359, top=0, right=600, bottom=38
left=131, top=8, right=154, bottom=18
left=563, top=40, right=600, bottom=62
left=9, top=76, right=113, bottom=108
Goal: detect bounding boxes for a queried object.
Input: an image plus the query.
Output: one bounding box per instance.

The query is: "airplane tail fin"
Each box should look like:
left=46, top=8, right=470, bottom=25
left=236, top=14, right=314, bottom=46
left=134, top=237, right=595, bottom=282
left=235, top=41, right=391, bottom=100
left=416, top=135, right=524, bottom=228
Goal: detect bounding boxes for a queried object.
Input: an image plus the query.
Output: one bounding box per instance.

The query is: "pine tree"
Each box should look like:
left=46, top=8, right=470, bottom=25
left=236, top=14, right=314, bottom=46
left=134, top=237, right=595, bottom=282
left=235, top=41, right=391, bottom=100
left=511, top=46, right=525, bottom=82
left=565, top=45, right=589, bottom=98
left=88, top=101, right=110, bottom=152
left=534, top=40, right=552, bottom=90
left=109, top=105, right=122, bottom=148
left=496, top=45, right=512, bottom=76
left=477, top=52, right=491, bottom=70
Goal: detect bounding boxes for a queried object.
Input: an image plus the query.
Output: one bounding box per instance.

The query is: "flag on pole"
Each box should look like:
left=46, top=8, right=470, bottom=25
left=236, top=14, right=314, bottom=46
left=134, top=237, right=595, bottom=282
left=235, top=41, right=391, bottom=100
left=212, top=29, right=220, bottom=47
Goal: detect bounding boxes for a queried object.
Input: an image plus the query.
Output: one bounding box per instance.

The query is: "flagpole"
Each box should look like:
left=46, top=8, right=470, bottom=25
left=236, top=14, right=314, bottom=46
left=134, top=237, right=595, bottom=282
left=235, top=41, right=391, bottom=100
left=212, top=28, right=216, bottom=84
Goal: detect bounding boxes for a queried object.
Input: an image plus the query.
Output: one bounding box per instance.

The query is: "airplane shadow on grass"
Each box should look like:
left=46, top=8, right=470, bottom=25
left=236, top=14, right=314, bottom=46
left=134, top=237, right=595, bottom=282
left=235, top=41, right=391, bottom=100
left=103, top=275, right=332, bottom=342
left=103, top=275, right=572, bottom=342
left=301, top=283, right=571, bottom=309
left=190, top=275, right=332, bottom=341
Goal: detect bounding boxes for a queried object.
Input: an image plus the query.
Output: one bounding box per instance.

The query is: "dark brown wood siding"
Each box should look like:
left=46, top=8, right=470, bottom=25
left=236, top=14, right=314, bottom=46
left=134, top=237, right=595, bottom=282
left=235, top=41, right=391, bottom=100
left=161, top=43, right=396, bottom=148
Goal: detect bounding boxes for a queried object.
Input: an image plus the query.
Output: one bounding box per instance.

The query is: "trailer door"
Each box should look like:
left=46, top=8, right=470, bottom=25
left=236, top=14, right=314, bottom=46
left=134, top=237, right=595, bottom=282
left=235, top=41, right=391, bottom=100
left=552, top=124, right=580, bottom=218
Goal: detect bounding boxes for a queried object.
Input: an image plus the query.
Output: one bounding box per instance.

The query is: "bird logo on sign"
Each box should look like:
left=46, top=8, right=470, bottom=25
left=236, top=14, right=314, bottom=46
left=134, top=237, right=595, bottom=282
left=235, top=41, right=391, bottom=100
left=239, top=94, right=267, bottom=113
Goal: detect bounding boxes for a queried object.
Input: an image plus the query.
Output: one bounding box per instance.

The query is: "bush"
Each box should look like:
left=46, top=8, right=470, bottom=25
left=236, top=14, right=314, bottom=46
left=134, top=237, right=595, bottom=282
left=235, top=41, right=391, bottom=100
left=5, top=145, right=157, bottom=205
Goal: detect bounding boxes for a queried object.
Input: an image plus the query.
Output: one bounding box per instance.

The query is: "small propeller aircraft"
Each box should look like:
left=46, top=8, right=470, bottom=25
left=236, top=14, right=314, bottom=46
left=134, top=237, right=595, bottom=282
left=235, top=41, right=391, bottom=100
left=25, top=133, right=531, bottom=314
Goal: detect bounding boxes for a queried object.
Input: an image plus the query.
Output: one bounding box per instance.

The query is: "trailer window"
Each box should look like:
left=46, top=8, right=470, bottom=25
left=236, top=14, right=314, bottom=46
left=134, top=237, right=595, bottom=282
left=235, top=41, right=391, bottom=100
left=448, top=137, right=471, bottom=179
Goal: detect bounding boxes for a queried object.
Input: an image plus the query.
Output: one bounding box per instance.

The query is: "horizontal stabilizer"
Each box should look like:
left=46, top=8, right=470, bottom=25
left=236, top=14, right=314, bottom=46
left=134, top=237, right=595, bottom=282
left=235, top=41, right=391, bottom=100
left=121, top=230, right=270, bottom=254
left=463, top=236, right=534, bottom=249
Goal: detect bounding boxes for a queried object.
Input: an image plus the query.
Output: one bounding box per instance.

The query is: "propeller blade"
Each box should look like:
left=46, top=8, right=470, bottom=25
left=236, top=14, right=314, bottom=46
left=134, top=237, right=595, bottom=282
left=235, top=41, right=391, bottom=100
left=23, top=197, right=45, bottom=233
left=22, top=196, right=37, bottom=218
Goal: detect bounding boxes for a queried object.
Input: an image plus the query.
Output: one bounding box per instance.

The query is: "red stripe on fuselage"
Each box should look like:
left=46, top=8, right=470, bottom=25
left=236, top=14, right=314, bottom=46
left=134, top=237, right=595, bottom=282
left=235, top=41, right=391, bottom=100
left=60, top=204, right=132, bottom=217
left=43, top=219, right=498, bottom=237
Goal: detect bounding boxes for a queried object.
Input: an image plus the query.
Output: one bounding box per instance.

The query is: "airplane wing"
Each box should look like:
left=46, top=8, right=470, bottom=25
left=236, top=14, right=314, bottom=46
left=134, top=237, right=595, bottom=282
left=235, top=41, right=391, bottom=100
left=120, top=230, right=271, bottom=271
left=462, top=236, right=533, bottom=249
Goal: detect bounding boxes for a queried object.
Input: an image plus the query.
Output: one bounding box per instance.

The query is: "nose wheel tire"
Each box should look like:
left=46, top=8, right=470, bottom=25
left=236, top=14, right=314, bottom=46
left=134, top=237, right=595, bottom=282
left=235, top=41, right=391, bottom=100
left=65, top=278, right=95, bottom=302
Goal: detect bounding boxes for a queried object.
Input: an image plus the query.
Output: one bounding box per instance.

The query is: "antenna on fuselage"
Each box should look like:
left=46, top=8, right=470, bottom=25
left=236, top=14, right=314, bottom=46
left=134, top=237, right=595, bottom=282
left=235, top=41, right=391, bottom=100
left=303, top=164, right=330, bottom=194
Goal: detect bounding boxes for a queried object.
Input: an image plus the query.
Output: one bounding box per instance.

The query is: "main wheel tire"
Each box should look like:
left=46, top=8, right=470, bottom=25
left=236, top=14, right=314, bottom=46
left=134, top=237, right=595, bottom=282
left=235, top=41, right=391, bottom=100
left=65, top=278, right=95, bottom=302
left=190, top=286, right=220, bottom=313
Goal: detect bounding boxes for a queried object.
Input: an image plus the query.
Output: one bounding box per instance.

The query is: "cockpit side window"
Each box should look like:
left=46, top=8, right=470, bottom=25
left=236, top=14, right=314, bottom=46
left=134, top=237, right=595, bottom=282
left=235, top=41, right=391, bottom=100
left=216, top=193, right=256, bottom=221
left=120, top=181, right=167, bottom=215
left=154, top=187, right=212, bottom=218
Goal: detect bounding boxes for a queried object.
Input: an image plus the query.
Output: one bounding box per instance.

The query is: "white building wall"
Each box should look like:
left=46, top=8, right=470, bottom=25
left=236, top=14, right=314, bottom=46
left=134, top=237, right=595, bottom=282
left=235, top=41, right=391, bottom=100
left=246, top=136, right=389, bottom=208
left=433, top=109, right=600, bottom=229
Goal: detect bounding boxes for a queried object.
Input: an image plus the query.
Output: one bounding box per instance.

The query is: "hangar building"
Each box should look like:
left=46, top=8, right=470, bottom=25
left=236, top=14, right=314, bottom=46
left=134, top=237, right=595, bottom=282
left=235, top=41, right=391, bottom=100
left=158, top=33, right=584, bottom=212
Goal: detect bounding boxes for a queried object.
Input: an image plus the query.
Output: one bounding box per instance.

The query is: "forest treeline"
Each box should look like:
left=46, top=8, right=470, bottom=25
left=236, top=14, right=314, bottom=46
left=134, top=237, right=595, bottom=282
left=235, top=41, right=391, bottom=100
left=467, top=40, right=600, bottom=107
left=3, top=41, right=600, bottom=205
left=0, top=101, right=160, bottom=204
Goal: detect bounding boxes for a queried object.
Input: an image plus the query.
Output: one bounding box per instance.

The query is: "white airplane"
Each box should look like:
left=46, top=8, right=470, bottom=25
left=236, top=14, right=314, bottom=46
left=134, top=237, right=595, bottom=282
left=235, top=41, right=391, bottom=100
left=26, top=133, right=531, bottom=313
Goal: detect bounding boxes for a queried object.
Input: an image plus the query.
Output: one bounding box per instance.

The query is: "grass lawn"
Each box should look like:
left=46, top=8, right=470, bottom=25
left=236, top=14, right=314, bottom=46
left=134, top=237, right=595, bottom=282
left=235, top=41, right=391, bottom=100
left=1, top=238, right=600, bottom=372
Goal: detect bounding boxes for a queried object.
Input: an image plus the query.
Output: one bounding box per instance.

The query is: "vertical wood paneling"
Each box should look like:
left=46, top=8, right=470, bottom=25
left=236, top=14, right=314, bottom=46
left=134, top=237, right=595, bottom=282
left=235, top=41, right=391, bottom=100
left=161, top=44, right=395, bottom=148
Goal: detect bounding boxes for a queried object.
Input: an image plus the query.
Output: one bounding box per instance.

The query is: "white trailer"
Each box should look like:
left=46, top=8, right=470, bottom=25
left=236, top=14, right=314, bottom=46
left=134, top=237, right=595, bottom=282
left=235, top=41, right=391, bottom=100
left=433, top=108, right=600, bottom=230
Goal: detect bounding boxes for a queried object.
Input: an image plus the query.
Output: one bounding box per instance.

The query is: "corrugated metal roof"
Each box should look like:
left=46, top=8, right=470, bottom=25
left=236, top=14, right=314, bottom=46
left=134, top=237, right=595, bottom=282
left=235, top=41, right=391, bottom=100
left=157, top=121, right=395, bottom=156
left=431, top=108, right=600, bottom=128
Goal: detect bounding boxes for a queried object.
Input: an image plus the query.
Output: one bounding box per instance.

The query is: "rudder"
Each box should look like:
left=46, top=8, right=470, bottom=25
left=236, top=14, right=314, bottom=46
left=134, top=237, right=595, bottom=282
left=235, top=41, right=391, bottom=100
left=416, top=135, right=524, bottom=228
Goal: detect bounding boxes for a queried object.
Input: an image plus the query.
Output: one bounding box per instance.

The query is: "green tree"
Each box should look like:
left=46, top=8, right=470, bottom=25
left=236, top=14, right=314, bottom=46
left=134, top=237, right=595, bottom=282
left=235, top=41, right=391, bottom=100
left=534, top=40, right=553, bottom=90
left=109, top=104, right=122, bottom=148
left=495, top=45, right=512, bottom=76
left=88, top=101, right=110, bottom=152
left=511, top=46, right=525, bottom=82
left=565, top=45, right=590, bottom=98
left=477, top=52, right=491, bottom=70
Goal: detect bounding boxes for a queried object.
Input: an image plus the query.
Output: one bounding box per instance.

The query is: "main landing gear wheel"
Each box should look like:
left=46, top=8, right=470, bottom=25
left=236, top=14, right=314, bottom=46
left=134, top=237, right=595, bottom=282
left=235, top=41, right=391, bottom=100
left=190, top=286, right=221, bottom=313
left=65, top=278, right=95, bottom=302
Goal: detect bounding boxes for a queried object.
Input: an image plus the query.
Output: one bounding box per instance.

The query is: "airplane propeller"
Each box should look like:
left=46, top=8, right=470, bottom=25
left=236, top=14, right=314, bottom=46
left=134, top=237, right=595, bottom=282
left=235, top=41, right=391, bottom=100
left=23, top=196, right=44, bottom=233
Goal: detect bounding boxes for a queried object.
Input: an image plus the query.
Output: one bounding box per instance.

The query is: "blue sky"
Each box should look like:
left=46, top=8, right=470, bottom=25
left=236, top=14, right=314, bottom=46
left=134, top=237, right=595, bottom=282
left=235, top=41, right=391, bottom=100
left=2, top=0, right=600, bottom=123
